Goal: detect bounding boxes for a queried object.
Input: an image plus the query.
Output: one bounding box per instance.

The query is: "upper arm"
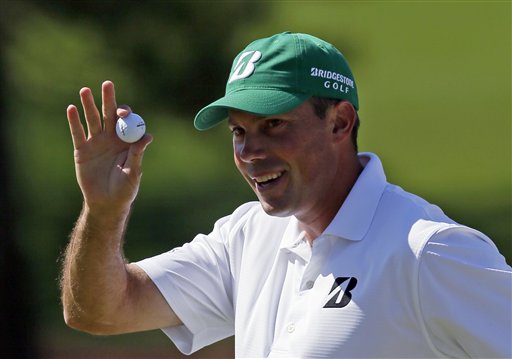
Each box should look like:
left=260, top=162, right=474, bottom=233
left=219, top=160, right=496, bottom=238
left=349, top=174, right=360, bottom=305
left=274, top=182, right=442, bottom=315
left=417, top=228, right=512, bottom=358
left=133, top=227, right=238, bottom=353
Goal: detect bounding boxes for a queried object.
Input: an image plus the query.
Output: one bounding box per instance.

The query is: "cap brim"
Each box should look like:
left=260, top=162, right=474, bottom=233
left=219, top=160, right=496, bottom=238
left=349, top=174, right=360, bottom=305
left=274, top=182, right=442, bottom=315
left=194, top=89, right=310, bottom=130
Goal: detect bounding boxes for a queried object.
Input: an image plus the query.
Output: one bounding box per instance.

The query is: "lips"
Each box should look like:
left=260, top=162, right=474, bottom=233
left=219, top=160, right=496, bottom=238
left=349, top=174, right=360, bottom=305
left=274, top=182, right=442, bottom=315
left=253, top=172, right=283, bottom=184
left=251, top=171, right=285, bottom=190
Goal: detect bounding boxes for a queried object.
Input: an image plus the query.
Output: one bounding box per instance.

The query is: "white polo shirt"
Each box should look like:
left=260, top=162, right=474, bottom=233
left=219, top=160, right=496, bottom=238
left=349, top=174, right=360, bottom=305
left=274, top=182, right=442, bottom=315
left=136, top=152, right=512, bottom=358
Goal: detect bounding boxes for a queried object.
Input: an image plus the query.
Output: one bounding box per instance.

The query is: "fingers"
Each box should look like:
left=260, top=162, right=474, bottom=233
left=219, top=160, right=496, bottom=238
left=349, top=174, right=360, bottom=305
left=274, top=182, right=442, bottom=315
left=80, top=87, right=102, bottom=138
left=117, top=105, right=132, bottom=119
left=102, top=81, right=118, bottom=134
left=71, top=81, right=138, bottom=144
left=67, top=105, right=86, bottom=149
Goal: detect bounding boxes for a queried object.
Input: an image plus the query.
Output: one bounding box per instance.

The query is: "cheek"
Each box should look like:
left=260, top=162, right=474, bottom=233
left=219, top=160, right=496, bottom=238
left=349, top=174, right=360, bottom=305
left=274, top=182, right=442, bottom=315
left=232, top=149, right=253, bottom=184
left=297, top=153, right=325, bottom=183
left=233, top=152, right=244, bottom=175
left=232, top=141, right=239, bottom=159
left=293, top=137, right=334, bottom=181
left=232, top=141, right=242, bottom=166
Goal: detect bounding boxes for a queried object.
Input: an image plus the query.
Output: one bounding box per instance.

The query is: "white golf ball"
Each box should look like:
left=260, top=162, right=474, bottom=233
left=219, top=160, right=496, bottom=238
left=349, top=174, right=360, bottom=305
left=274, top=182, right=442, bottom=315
left=115, top=113, right=146, bottom=143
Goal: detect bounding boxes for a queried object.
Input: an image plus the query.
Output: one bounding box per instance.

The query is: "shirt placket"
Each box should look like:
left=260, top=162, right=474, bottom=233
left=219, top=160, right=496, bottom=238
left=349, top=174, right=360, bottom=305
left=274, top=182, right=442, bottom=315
left=275, top=236, right=334, bottom=356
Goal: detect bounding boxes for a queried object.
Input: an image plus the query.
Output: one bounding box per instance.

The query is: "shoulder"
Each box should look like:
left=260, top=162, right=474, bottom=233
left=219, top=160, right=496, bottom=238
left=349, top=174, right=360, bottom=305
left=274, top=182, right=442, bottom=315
left=381, top=184, right=449, bottom=223
left=217, top=201, right=262, bottom=227
left=406, top=217, right=507, bottom=268
left=374, top=185, right=508, bottom=268
left=417, top=222, right=509, bottom=272
left=213, top=201, right=269, bottom=234
left=413, top=223, right=512, bottom=357
left=368, top=183, right=454, bottom=253
left=211, top=201, right=290, bottom=244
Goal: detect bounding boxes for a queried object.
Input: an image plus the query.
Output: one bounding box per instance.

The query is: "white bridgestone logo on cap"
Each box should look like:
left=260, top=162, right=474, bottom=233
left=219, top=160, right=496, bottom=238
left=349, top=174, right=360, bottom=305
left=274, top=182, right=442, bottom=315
left=228, top=51, right=262, bottom=83
left=311, top=67, right=354, bottom=94
left=310, top=67, right=354, bottom=88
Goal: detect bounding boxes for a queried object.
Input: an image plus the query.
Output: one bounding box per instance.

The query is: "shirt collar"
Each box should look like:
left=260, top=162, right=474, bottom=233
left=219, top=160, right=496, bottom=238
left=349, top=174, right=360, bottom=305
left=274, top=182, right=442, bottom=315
left=322, top=152, right=388, bottom=241
left=280, top=215, right=306, bottom=250
left=279, top=152, right=388, bottom=249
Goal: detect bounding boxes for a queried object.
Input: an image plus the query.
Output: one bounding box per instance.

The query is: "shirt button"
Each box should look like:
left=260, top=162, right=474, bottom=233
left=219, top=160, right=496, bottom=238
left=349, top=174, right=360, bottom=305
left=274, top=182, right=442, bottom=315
left=305, top=280, right=314, bottom=289
left=287, top=323, right=295, bottom=333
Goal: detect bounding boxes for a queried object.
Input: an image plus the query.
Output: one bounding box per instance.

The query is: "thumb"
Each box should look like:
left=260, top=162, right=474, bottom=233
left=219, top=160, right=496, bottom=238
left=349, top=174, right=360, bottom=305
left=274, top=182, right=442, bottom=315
left=124, top=134, right=153, bottom=176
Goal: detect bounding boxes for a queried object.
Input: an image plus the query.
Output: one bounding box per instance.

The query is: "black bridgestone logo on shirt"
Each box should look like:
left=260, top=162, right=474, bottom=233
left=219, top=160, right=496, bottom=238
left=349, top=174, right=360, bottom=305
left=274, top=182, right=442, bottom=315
left=323, top=277, right=358, bottom=308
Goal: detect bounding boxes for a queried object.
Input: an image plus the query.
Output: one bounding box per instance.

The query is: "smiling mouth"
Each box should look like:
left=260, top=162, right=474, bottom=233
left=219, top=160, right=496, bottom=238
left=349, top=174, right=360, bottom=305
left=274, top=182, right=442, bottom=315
left=252, top=171, right=284, bottom=188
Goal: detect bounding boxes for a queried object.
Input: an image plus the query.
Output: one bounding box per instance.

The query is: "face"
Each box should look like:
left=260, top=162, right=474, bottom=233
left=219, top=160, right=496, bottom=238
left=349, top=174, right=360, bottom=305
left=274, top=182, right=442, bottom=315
left=228, top=100, right=341, bottom=222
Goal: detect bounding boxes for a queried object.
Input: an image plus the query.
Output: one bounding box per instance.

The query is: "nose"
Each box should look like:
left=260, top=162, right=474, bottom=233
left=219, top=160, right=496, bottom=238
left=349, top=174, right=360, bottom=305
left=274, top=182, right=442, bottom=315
left=235, top=133, right=266, bottom=163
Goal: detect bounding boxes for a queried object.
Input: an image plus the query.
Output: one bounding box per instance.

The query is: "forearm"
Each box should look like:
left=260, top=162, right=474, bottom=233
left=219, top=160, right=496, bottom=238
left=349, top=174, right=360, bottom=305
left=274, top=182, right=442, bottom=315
left=62, top=82, right=176, bottom=334
left=61, top=203, right=132, bottom=333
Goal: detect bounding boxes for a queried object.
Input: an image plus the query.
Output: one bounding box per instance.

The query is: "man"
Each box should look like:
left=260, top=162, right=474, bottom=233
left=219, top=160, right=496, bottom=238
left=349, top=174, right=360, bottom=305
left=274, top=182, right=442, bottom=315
left=61, top=32, right=512, bottom=358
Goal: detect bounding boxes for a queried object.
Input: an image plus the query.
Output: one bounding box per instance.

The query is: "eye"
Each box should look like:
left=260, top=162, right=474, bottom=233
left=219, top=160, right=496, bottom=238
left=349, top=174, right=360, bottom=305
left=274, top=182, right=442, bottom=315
left=266, top=119, right=284, bottom=129
left=230, top=126, right=244, bottom=137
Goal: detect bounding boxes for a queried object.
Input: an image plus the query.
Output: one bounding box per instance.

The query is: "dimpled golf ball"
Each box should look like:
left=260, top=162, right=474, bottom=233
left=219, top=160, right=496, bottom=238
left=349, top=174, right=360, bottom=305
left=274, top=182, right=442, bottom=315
left=115, top=113, right=146, bottom=143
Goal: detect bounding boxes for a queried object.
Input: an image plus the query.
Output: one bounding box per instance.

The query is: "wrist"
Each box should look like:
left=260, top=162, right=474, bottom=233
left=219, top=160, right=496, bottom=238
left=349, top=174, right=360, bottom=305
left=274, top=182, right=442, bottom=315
left=81, top=202, right=132, bottom=232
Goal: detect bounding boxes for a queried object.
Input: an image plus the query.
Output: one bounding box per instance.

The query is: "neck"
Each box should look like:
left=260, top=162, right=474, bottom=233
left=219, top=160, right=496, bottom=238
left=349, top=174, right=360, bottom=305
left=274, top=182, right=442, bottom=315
left=298, top=154, right=363, bottom=245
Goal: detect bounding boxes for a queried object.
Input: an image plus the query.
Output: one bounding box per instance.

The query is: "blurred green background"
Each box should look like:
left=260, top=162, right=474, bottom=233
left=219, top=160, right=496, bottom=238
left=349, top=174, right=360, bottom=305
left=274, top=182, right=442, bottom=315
left=0, top=1, right=510, bottom=358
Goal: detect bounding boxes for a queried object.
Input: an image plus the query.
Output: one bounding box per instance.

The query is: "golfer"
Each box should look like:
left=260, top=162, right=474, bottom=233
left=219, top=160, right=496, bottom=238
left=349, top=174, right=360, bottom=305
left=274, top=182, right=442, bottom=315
left=61, top=32, right=512, bottom=358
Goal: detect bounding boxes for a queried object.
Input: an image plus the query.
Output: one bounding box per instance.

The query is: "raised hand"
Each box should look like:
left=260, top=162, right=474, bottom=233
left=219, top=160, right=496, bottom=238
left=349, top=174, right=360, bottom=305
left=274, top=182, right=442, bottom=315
left=62, top=82, right=180, bottom=334
left=67, top=81, right=152, bottom=212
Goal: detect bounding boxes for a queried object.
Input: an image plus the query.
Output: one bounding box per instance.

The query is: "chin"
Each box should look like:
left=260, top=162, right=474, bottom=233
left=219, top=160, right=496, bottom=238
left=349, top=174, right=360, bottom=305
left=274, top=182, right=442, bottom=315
left=259, top=200, right=294, bottom=218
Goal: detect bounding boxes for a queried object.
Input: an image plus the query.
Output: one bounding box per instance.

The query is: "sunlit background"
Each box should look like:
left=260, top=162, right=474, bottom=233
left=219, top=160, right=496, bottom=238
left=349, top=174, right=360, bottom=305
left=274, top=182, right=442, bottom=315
left=1, top=1, right=510, bottom=358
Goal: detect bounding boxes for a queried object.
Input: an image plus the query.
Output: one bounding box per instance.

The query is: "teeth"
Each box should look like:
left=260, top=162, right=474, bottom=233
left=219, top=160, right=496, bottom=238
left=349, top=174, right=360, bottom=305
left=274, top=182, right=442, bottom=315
left=254, top=172, right=282, bottom=183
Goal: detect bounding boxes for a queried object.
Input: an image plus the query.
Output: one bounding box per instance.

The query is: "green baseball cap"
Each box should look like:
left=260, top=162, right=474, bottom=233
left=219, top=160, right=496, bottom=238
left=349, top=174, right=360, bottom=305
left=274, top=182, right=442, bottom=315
left=194, top=31, right=358, bottom=130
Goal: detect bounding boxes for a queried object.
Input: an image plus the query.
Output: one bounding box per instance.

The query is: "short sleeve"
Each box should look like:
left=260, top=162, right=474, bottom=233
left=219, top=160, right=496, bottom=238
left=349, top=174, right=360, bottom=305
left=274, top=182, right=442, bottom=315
left=417, top=227, right=512, bottom=358
left=135, top=214, right=237, bottom=355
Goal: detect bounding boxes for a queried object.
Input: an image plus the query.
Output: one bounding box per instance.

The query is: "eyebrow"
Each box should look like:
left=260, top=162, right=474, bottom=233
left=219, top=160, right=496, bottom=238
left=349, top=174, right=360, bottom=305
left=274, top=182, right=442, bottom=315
left=227, top=117, right=240, bottom=129
left=227, top=113, right=266, bottom=127
left=228, top=111, right=291, bottom=125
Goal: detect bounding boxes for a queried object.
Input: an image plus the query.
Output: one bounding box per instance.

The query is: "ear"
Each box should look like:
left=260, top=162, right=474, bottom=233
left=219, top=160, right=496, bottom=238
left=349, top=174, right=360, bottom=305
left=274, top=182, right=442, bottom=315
left=330, top=101, right=357, bottom=141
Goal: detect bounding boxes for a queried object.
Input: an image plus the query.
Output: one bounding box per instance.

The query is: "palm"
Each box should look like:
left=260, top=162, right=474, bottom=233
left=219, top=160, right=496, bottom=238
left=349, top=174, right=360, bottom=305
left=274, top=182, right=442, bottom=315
left=75, top=133, right=135, bottom=207
left=67, top=81, right=151, bottom=211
